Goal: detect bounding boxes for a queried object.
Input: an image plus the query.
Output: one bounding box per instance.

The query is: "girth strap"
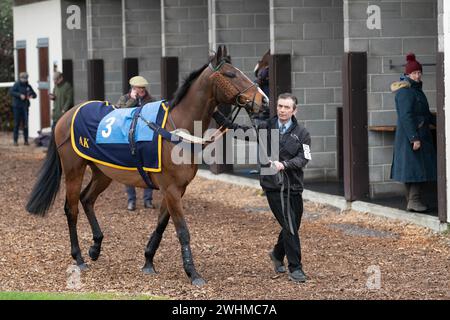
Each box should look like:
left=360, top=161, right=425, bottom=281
left=128, top=106, right=157, bottom=189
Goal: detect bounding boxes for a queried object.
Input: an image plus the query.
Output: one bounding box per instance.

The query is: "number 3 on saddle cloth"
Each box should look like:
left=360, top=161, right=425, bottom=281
left=71, top=100, right=169, bottom=189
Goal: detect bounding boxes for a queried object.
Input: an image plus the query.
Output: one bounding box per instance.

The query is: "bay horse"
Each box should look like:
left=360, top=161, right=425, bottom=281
left=254, top=49, right=270, bottom=78
left=26, top=46, right=268, bottom=286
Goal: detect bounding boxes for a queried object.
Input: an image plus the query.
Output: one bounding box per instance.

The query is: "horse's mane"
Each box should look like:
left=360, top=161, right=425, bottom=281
left=169, top=56, right=231, bottom=109
left=169, top=63, right=209, bottom=109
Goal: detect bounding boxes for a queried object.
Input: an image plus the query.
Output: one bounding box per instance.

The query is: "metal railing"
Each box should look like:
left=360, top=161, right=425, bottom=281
left=0, top=82, right=14, bottom=88
left=389, top=59, right=436, bottom=70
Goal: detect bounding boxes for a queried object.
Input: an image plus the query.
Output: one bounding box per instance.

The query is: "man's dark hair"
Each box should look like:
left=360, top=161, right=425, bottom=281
left=277, top=93, right=298, bottom=108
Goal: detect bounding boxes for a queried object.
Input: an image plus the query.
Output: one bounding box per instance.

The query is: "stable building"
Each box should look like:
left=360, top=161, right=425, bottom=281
left=12, top=0, right=450, bottom=226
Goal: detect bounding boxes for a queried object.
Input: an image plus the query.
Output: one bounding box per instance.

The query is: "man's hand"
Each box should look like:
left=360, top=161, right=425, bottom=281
left=271, top=160, right=285, bottom=172
left=49, top=93, right=55, bottom=100
left=130, top=88, right=137, bottom=99
left=20, top=94, right=26, bottom=100
left=412, top=140, right=421, bottom=151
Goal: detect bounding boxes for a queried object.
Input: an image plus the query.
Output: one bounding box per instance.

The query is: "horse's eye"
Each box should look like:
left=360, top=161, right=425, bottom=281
left=223, top=71, right=236, bottom=78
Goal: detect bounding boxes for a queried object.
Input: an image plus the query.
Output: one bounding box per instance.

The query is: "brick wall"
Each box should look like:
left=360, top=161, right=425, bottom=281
left=214, top=0, right=270, bottom=78
left=86, top=0, right=123, bottom=103
left=162, top=0, right=209, bottom=84
left=61, top=0, right=88, bottom=104
left=211, top=0, right=270, bottom=166
left=124, top=0, right=162, bottom=98
left=271, top=0, right=344, bottom=182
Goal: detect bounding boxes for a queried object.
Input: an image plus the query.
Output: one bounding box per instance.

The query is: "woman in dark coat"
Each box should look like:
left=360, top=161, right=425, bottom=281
left=390, top=53, right=436, bottom=212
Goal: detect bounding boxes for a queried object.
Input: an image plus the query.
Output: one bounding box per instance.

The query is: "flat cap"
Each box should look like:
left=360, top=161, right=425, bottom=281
left=129, top=76, right=149, bottom=87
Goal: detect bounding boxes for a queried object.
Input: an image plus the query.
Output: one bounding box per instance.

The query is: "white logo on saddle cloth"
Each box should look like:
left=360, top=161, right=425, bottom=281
left=96, top=101, right=163, bottom=144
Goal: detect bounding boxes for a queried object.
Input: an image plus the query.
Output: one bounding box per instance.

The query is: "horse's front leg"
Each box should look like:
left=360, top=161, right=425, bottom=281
left=165, top=187, right=206, bottom=287
left=142, top=197, right=170, bottom=274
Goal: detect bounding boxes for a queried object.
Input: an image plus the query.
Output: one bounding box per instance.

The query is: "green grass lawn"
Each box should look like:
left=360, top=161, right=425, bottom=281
left=0, top=291, right=167, bottom=300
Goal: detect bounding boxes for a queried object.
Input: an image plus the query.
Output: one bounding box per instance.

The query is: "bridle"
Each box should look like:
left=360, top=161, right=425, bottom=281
left=208, top=60, right=258, bottom=123
left=187, top=60, right=259, bottom=146
left=161, top=59, right=262, bottom=147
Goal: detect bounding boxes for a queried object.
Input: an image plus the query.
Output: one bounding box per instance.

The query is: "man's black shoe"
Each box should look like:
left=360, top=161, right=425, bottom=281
left=288, top=269, right=307, bottom=283
left=269, top=251, right=286, bottom=273
left=127, top=201, right=136, bottom=211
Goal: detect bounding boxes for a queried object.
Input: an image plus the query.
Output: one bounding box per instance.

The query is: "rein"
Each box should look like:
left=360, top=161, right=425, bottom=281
left=165, top=60, right=258, bottom=146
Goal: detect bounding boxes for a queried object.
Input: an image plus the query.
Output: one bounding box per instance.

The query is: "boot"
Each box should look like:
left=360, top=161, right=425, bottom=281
left=404, top=183, right=411, bottom=201
left=127, top=200, right=136, bottom=211
left=406, top=183, right=427, bottom=212
left=144, top=200, right=155, bottom=209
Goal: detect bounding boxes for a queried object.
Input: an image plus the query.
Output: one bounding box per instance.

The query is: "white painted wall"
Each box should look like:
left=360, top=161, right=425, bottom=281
left=13, top=0, right=62, bottom=138
left=443, top=0, right=450, bottom=222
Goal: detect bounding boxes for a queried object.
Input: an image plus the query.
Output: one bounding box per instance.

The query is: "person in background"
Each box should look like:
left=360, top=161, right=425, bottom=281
left=254, top=64, right=270, bottom=123
left=116, top=75, right=156, bottom=211
left=256, top=64, right=269, bottom=98
left=49, top=71, right=74, bottom=126
left=390, top=53, right=437, bottom=212
left=9, top=72, right=37, bottom=146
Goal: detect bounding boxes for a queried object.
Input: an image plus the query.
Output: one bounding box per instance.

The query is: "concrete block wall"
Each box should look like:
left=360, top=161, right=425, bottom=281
left=344, top=0, right=438, bottom=198
left=271, top=0, right=344, bottom=182
left=212, top=0, right=270, bottom=166
left=124, top=0, right=162, bottom=99
left=162, top=0, right=209, bottom=84
left=86, top=0, right=123, bottom=103
left=61, top=0, right=88, bottom=104
left=214, top=0, right=270, bottom=79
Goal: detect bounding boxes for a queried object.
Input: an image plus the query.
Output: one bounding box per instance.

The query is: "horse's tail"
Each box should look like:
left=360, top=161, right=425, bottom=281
left=26, top=133, right=62, bottom=216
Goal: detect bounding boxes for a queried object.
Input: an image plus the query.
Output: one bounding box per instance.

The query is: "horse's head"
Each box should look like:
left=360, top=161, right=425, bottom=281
left=254, top=49, right=270, bottom=78
left=209, top=45, right=269, bottom=115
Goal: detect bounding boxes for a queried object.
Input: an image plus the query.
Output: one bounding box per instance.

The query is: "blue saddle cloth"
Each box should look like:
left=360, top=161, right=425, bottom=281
left=71, top=100, right=169, bottom=172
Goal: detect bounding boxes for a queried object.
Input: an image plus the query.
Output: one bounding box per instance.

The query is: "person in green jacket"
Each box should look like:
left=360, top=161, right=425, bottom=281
left=49, top=71, right=73, bottom=126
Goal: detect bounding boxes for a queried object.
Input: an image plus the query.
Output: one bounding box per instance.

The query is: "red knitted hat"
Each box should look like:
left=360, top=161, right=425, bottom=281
left=405, top=53, right=422, bottom=74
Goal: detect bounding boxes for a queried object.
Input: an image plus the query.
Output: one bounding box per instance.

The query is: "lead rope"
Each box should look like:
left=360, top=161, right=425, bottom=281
left=279, top=170, right=295, bottom=236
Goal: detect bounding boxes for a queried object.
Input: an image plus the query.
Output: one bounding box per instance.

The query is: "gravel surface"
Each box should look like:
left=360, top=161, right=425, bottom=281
left=0, top=133, right=449, bottom=299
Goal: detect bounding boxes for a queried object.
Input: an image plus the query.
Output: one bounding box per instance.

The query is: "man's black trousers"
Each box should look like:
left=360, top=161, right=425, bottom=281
left=265, top=190, right=303, bottom=272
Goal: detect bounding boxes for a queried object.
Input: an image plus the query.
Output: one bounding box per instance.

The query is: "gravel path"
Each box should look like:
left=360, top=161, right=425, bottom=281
left=0, top=133, right=449, bottom=299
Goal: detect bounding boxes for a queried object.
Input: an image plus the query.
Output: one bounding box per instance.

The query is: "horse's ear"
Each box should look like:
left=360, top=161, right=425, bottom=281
left=222, top=46, right=228, bottom=59
left=210, top=50, right=218, bottom=67
left=216, top=46, right=223, bottom=61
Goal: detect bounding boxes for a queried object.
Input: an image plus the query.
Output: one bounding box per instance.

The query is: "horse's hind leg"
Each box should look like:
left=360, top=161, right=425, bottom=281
left=80, top=165, right=112, bottom=261
left=165, top=186, right=205, bottom=287
left=64, top=164, right=88, bottom=270
left=142, top=197, right=169, bottom=274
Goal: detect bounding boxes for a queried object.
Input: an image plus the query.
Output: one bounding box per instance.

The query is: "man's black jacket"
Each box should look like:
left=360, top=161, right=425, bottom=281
left=213, top=111, right=311, bottom=192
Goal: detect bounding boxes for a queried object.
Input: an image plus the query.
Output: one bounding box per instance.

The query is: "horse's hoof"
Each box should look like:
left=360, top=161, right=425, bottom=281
left=142, top=266, right=157, bottom=275
left=88, top=247, right=101, bottom=261
left=191, top=278, right=206, bottom=287
left=77, top=263, right=89, bottom=271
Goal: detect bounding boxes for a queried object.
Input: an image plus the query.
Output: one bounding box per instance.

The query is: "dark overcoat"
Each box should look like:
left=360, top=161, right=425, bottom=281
left=390, top=77, right=437, bottom=183
left=9, top=80, right=36, bottom=109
